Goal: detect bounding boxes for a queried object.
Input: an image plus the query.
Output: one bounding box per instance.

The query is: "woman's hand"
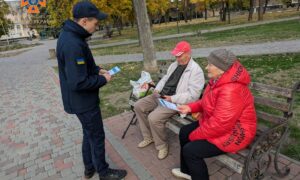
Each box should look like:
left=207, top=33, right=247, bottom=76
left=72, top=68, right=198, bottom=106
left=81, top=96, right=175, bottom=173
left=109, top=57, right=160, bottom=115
left=177, top=105, right=191, bottom=114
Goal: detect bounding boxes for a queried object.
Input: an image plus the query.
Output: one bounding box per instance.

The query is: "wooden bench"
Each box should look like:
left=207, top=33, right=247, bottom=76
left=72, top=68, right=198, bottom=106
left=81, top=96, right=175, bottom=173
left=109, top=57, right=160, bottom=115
left=124, top=61, right=300, bottom=179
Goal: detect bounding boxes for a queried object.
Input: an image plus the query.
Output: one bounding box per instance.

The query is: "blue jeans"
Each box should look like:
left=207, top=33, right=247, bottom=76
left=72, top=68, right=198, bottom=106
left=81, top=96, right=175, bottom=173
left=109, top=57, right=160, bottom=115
left=76, top=106, right=109, bottom=175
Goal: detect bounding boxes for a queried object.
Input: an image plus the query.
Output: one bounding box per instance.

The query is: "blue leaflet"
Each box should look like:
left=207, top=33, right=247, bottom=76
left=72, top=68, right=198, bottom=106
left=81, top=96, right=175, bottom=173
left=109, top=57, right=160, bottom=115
left=108, top=66, right=121, bottom=75
left=158, top=98, right=178, bottom=111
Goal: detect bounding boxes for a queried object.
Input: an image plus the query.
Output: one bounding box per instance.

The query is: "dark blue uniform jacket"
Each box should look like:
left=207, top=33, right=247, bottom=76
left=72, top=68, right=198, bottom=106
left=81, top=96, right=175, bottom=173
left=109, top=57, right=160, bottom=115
left=56, top=20, right=107, bottom=114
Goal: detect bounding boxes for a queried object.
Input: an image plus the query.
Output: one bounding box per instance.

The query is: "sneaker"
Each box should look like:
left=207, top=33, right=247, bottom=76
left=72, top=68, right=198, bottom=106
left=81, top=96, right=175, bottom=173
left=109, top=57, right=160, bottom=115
left=99, top=168, right=127, bottom=180
left=84, top=168, right=96, bottom=179
left=158, top=146, right=168, bottom=160
left=137, top=138, right=153, bottom=148
left=171, top=168, right=191, bottom=180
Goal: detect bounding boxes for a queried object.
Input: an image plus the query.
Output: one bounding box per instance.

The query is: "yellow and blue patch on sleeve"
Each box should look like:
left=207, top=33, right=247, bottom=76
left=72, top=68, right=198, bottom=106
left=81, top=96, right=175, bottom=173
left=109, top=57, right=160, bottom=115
left=76, top=58, right=85, bottom=65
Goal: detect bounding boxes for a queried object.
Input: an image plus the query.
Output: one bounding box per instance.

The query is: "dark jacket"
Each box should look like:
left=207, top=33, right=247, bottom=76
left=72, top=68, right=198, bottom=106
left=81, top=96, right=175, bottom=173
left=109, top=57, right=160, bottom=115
left=56, top=20, right=107, bottom=114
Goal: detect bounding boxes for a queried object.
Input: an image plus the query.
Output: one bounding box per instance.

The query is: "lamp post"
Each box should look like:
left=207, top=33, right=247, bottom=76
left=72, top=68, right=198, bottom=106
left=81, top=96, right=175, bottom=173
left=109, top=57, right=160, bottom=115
left=171, top=0, right=181, bottom=34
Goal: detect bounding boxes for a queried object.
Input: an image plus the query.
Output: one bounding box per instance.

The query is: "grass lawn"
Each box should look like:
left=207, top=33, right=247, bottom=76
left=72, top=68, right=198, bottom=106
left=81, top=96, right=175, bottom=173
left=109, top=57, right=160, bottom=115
left=89, top=9, right=299, bottom=46
left=97, top=53, right=300, bottom=160
left=92, top=19, right=300, bottom=56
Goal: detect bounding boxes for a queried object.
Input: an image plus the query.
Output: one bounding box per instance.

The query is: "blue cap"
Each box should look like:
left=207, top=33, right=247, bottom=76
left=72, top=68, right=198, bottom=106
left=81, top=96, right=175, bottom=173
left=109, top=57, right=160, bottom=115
left=73, top=1, right=108, bottom=20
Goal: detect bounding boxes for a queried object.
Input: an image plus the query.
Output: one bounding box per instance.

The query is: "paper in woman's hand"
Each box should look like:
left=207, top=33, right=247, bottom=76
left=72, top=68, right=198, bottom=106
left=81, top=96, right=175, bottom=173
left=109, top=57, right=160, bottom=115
left=158, top=98, right=178, bottom=111
left=108, top=66, right=121, bottom=75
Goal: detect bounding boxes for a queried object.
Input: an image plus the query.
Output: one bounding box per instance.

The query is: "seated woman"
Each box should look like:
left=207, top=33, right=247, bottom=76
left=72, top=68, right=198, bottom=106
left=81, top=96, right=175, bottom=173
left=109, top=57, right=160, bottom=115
left=171, top=49, right=257, bottom=180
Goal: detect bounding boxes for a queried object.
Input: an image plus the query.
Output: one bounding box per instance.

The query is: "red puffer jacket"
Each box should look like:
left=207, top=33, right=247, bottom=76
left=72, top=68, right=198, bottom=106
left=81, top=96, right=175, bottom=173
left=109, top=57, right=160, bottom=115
left=188, top=61, right=257, bottom=153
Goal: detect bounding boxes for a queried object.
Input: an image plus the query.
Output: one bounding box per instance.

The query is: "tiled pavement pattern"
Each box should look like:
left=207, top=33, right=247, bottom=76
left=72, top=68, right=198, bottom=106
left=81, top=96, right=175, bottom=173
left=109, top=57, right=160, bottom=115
left=1, top=40, right=300, bottom=179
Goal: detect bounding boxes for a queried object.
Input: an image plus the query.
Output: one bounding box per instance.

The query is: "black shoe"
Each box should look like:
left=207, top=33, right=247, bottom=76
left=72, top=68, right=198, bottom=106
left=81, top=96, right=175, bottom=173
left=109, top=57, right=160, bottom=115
left=99, top=168, right=127, bottom=180
left=84, top=168, right=96, bottom=179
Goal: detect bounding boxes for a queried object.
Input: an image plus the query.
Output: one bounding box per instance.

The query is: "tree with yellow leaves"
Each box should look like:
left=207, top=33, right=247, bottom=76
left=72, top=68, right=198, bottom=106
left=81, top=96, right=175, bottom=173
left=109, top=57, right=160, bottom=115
left=47, top=0, right=80, bottom=28
left=91, top=0, right=133, bottom=36
left=146, top=0, right=170, bottom=26
left=0, top=0, right=12, bottom=38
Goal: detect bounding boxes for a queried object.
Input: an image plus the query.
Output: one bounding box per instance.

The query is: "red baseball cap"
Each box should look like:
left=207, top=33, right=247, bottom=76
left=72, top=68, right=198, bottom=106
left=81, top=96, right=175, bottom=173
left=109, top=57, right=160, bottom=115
left=171, top=41, right=191, bottom=56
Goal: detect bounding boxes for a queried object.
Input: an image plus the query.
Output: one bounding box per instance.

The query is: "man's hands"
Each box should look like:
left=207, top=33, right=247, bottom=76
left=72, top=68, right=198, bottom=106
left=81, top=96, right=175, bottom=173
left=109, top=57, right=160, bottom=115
left=99, top=69, right=108, bottom=74
left=102, top=73, right=111, bottom=82
left=141, top=82, right=155, bottom=89
left=162, top=95, right=172, bottom=102
left=99, top=69, right=111, bottom=82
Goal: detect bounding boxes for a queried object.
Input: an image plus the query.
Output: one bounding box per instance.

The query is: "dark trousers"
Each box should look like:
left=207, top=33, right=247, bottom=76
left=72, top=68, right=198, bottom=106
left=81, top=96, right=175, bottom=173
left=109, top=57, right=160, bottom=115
left=76, top=106, right=109, bottom=175
left=179, top=121, right=224, bottom=180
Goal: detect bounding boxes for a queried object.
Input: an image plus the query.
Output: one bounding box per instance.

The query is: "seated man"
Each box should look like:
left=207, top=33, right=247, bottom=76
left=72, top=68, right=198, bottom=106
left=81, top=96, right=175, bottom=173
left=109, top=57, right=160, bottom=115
left=134, top=41, right=205, bottom=160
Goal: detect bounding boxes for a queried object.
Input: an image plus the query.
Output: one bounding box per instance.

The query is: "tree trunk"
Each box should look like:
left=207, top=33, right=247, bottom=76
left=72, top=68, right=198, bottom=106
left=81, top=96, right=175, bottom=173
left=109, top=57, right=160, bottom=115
left=204, top=3, right=208, bottom=20
left=117, top=18, right=122, bottom=35
left=298, top=0, right=300, bottom=11
left=189, top=4, right=193, bottom=21
left=184, top=0, right=188, bottom=23
left=238, top=0, right=243, bottom=9
left=226, top=1, right=230, bottom=24
left=263, top=0, right=269, bottom=14
left=132, top=0, right=157, bottom=72
left=164, top=10, right=169, bottom=24
left=223, top=2, right=226, bottom=21
left=132, top=0, right=140, bottom=45
left=220, top=1, right=226, bottom=22
left=104, top=24, right=113, bottom=38
left=258, top=0, right=263, bottom=21
left=219, top=7, right=223, bottom=21
left=211, top=5, right=215, bottom=17
left=248, top=0, right=255, bottom=21
left=148, top=13, right=153, bottom=28
left=112, top=16, right=122, bottom=36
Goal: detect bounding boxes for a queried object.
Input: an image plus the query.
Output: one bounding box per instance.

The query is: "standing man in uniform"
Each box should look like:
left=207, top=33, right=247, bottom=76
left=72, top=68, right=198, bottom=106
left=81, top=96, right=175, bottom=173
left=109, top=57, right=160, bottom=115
left=56, top=1, right=127, bottom=180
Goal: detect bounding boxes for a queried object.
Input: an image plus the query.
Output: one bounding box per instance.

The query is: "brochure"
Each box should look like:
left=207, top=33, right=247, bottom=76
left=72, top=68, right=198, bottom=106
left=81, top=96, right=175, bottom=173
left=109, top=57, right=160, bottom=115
left=158, top=98, right=178, bottom=111
left=108, top=66, right=121, bottom=75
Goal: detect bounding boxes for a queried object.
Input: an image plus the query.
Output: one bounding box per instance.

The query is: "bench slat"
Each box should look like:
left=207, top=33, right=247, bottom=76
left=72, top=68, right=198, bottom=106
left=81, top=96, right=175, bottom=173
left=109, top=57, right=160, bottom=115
left=254, top=96, right=290, bottom=112
left=256, top=110, right=287, bottom=124
left=166, top=121, right=180, bottom=134
left=250, top=82, right=293, bottom=98
left=171, top=115, right=194, bottom=125
left=215, top=155, right=244, bottom=174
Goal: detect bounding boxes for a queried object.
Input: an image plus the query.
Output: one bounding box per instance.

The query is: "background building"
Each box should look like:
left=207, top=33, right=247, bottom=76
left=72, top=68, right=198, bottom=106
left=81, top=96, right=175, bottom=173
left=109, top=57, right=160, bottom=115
left=2, top=0, right=31, bottom=39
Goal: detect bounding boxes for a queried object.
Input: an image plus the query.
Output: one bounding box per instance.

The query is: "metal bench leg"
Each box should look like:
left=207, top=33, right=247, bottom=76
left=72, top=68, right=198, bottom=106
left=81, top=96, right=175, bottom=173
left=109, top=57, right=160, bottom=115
left=274, top=127, right=290, bottom=177
left=122, top=113, right=137, bottom=139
